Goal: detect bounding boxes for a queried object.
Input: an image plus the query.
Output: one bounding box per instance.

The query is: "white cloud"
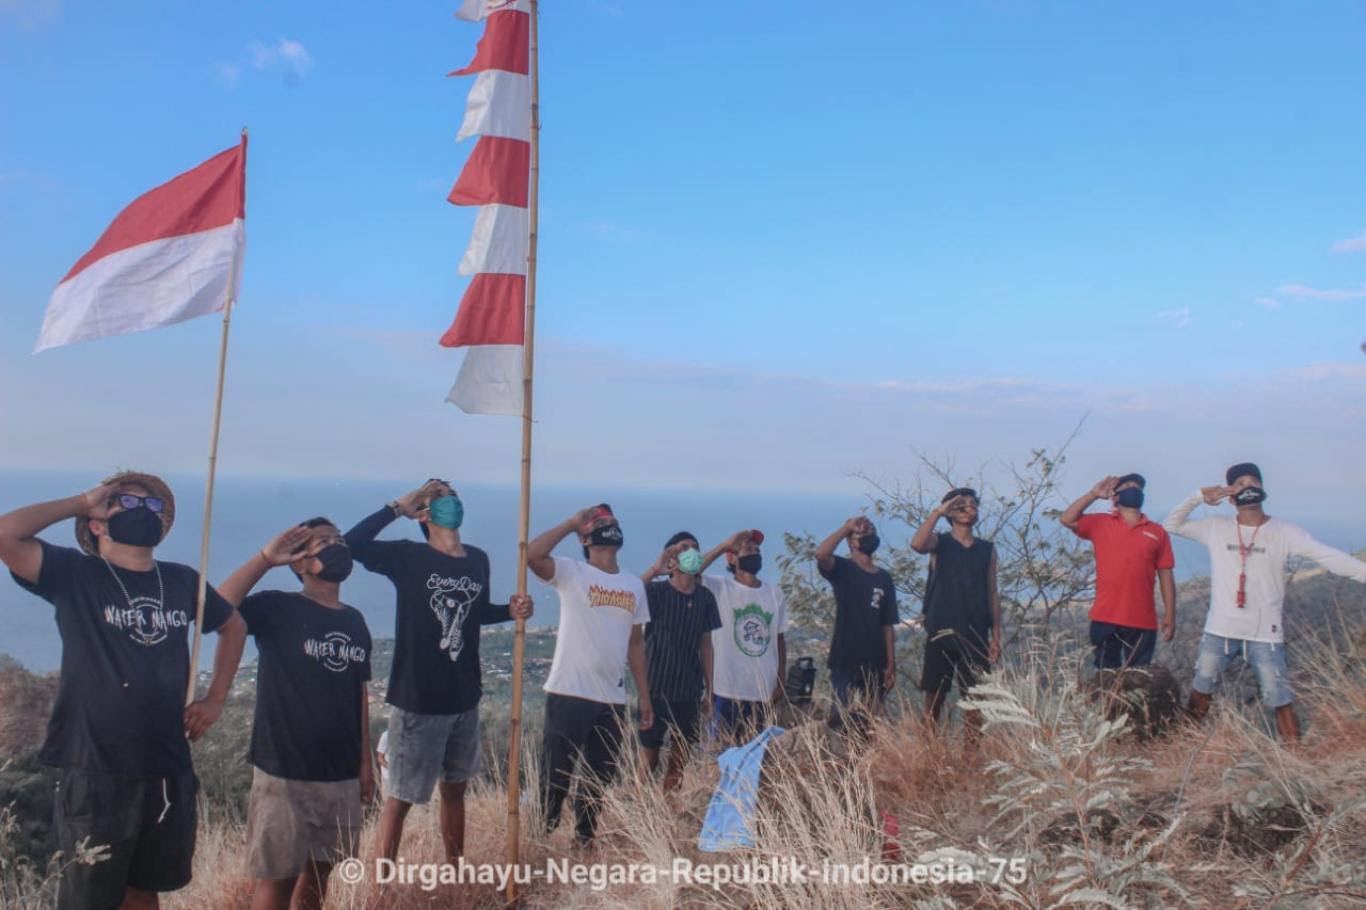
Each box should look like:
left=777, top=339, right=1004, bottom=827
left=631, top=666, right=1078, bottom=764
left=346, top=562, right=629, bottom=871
left=1283, top=363, right=1366, bottom=382
left=1253, top=296, right=1281, bottom=310
left=215, top=62, right=240, bottom=89
left=217, top=38, right=313, bottom=90
left=4, top=321, right=1365, bottom=509
left=1331, top=232, right=1366, bottom=254
left=249, top=38, right=313, bottom=80
left=1275, top=283, right=1366, bottom=302
left=1156, top=306, right=1191, bottom=328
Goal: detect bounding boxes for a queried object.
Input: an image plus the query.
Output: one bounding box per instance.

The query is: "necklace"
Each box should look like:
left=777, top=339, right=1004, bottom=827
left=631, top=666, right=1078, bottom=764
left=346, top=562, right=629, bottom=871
left=1234, top=520, right=1264, bottom=609
left=103, top=557, right=164, bottom=614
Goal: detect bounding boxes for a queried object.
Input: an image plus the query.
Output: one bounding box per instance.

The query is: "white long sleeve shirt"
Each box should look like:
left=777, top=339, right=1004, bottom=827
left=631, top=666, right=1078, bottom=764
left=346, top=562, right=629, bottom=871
left=1163, top=490, right=1366, bottom=643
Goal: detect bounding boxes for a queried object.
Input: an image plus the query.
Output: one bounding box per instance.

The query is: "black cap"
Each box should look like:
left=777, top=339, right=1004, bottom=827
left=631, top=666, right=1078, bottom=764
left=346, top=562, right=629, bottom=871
left=1115, top=473, right=1146, bottom=489
left=942, top=487, right=978, bottom=504
left=1226, top=462, right=1262, bottom=486
left=665, top=530, right=697, bottom=549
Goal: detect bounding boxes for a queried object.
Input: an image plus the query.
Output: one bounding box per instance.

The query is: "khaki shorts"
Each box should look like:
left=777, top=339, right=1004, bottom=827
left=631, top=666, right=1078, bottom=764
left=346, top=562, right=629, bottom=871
left=245, top=768, right=362, bottom=880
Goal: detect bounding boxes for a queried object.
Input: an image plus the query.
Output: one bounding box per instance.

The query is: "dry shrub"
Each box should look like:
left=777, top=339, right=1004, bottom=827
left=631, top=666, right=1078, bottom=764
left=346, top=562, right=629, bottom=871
left=8, top=623, right=1366, bottom=909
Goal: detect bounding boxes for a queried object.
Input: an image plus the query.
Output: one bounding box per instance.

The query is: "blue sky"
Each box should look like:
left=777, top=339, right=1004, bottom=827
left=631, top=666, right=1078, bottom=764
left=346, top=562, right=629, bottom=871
left=0, top=1, right=1363, bottom=520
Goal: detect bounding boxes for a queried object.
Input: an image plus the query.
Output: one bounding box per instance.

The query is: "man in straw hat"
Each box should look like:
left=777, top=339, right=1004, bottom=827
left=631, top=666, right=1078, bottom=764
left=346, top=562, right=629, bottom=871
left=1165, top=462, right=1366, bottom=743
left=0, top=471, right=246, bottom=910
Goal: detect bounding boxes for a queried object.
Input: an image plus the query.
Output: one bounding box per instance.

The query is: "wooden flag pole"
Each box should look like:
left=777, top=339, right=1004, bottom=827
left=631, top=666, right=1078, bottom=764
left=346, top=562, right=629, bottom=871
left=504, top=2, right=540, bottom=903
left=186, top=128, right=247, bottom=707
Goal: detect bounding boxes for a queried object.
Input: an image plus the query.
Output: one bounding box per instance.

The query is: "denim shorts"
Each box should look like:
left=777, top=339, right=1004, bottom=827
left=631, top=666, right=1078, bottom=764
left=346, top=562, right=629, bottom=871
left=1192, top=632, right=1293, bottom=708
left=386, top=706, right=482, bottom=805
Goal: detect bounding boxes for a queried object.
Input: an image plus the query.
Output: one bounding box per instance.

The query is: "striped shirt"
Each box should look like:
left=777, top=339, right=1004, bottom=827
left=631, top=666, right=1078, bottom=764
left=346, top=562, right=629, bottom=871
left=643, top=579, right=722, bottom=702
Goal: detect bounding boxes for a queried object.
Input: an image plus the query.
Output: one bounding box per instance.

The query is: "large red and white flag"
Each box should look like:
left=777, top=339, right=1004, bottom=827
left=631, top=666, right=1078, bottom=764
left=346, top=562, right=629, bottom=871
left=35, top=138, right=247, bottom=353
left=454, top=0, right=529, bottom=22
left=442, top=1, right=531, bottom=415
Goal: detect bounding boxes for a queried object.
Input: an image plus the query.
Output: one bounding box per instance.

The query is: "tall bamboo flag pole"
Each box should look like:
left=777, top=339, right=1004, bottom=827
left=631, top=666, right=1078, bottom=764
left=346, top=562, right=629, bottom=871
left=504, top=0, right=540, bottom=900
left=186, top=128, right=247, bottom=707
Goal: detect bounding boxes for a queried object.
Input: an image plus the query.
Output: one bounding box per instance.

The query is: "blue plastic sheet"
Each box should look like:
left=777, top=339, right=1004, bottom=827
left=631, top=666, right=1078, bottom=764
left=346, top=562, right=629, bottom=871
left=697, top=725, right=786, bottom=852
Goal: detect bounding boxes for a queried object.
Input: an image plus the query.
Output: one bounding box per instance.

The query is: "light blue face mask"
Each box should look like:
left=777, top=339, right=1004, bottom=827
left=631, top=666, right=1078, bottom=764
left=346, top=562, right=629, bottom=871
left=428, top=495, right=464, bottom=530
left=677, top=547, right=703, bottom=575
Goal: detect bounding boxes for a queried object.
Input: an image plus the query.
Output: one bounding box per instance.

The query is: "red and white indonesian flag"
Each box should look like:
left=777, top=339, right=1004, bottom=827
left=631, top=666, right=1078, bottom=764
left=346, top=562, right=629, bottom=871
left=35, top=138, right=247, bottom=353
left=442, top=0, right=531, bottom=415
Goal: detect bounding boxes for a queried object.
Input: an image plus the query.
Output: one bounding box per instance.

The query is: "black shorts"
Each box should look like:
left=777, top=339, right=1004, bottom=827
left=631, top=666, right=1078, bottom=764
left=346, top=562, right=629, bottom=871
left=54, top=769, right=198, bottom=910
left=920, top=631, right=990, bottom=698
left=637, top=696, right=701, bottom=750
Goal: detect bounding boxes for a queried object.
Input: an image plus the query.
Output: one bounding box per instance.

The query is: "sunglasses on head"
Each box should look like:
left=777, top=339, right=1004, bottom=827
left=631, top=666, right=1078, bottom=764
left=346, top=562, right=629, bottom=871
left=108, top=493, right=165, bottom=514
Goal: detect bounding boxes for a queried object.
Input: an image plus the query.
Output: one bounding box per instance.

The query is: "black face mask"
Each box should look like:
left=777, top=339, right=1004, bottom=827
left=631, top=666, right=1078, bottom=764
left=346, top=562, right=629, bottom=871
left=313, top=544, right=353, bottom=582
left=736, top=553, right=763, bottom=575
left=856, top=534, right=881, bottom=555
left=105, top=507, right=163, bottom=548
left=589, top=524, right=624, bottom=549
left=1114, top=488, right=1145, bottom=509
left=1233, top=487, right=1267, bottom=506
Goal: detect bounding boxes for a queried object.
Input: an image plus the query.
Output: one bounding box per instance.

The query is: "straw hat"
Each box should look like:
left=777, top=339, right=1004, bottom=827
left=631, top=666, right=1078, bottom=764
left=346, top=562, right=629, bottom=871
left=75, top=470, right=176, bottom=556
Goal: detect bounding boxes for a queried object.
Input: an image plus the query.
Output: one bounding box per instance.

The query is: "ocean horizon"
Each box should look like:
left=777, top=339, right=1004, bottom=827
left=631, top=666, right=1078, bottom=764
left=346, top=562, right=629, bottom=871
left=2, top=470, right=1359, bottom=673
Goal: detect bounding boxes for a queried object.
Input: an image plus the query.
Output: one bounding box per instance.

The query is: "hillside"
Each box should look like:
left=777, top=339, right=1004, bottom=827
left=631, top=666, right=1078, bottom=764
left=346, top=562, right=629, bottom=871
left=3, top=567, right=1365, bottom=908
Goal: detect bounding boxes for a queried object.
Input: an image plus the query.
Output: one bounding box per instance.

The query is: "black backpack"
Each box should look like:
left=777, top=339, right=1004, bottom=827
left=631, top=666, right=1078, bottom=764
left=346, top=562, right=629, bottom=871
left=785, top=656, right=817, bottom=704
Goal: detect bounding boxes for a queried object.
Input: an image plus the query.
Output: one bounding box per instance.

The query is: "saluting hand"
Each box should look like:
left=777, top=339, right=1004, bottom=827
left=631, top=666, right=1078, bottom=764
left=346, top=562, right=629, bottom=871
left=935, top=497, right=963, bottom=520
left=509, top=594, right=534, bottom=621
left=396, top=480, right=443, bottom=519
left=1090, top=476, right=1120, bottom=500
left=184, top=695, right=224, bottom=741
left=79, top=483, right=120, bottom=520
left=259, top=525, right=316, bottom=566
left=1201, top=485, right=1233, bottom=506
left=657, top=541, right=690, bottom=575
left=725, top=530, right=752, bottom=551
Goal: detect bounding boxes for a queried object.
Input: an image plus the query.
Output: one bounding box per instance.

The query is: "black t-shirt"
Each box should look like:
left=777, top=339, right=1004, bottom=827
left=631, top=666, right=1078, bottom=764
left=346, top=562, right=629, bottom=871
left=643, top=580, right=722, bottom=702
left=923, top=532, right=995, bottom=649
left=239, top=591, right=372, bottom=781
left=346, top=508, right=510, bottom=715
left=10, top=540, right=233, bottom=778
left=819, top=555, right=899, bottom=671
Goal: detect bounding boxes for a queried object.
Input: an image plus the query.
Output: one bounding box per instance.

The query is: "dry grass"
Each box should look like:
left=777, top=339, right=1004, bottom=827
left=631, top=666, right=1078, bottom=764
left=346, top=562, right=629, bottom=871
left=8, top=630, right=1366, bottom=909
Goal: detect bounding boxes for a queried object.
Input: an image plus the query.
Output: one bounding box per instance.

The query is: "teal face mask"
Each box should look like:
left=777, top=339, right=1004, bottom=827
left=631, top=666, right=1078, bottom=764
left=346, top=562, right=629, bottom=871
left=677, top=548, right=703, bottom=575
left=428, top=495, right=464, bottom=530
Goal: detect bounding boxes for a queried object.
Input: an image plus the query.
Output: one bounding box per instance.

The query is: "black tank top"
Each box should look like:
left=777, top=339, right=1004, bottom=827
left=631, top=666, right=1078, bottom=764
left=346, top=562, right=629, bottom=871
left=923, top=532, right=994, bottom=646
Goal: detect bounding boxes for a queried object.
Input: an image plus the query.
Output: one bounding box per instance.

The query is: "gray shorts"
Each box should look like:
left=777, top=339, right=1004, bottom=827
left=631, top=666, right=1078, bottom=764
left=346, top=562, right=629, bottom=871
left=244, top=768, right=361, bottom=880
left=387, top=706, right=482, bottom=805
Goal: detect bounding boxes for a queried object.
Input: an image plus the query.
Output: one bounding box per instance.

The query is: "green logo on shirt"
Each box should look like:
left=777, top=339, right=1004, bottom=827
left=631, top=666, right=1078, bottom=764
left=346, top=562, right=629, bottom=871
left=733, top=603, right=773, bottom=658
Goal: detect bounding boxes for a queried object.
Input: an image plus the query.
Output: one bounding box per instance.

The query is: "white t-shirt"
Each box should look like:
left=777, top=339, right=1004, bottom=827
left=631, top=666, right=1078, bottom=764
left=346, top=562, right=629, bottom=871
left=1164, top=490, right=1366, bottom=643
left=376, top=729, right=390, bottom=792
left=542, top=556, right=650, bottom=704
left=702, top=574, right=788, bottom=702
